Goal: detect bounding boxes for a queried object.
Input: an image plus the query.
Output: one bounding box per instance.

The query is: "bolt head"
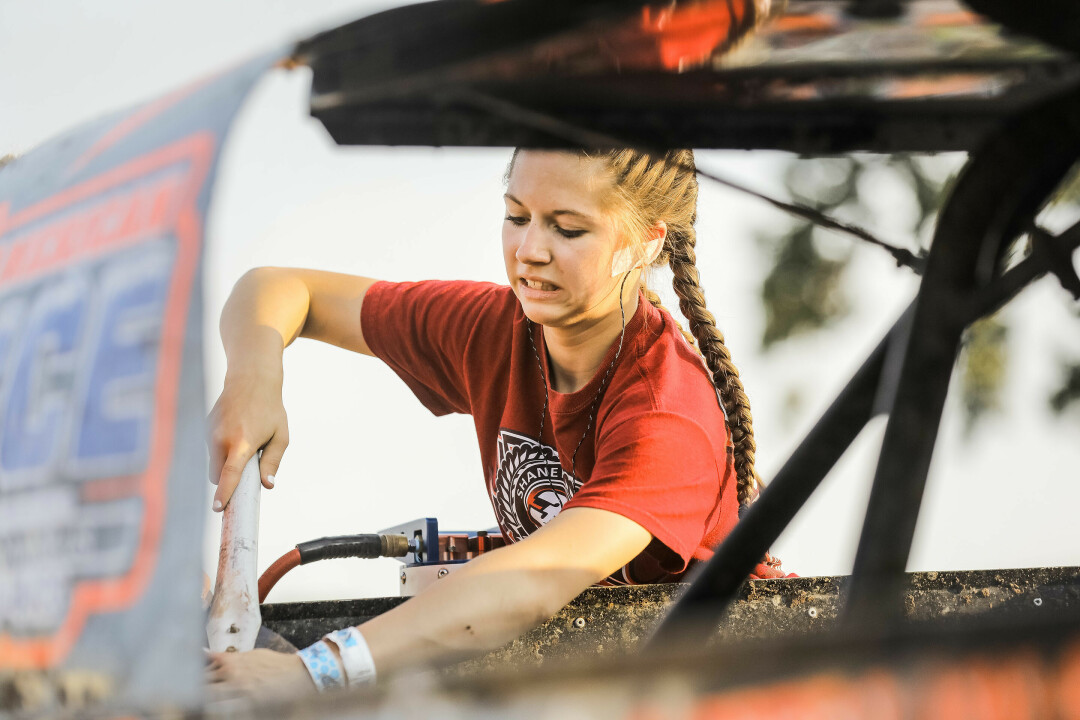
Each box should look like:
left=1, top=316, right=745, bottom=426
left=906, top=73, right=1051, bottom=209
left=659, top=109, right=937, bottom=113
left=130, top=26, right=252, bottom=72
left=228, top=624, right=239, bottom=633
left=437, top=568, right=449, bottom=578
left=573, top=617, right=586, bottom=628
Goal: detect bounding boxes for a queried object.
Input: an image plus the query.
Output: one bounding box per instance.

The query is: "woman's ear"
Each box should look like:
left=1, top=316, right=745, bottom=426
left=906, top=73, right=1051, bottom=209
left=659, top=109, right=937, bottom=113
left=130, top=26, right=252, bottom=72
left=610, top=246, right=637, bottom=276
left=643, top=221, right=667, bottom=265
left=610, top=221, right=668, bottom=276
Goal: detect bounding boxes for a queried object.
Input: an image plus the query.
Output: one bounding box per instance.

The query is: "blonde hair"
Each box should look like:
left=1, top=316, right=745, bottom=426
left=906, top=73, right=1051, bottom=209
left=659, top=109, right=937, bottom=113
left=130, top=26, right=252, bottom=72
left=508, top=149, right=759, bottom=505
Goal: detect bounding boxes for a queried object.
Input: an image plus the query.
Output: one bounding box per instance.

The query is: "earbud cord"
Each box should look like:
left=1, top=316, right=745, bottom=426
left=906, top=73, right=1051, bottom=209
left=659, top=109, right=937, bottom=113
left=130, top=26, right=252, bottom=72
left=527, top=270, right=632, bottom=480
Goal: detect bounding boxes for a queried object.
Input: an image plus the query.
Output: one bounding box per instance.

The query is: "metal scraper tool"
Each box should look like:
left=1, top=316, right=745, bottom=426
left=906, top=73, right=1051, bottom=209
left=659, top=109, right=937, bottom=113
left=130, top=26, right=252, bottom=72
left=207, top=454, right=262, bottom=653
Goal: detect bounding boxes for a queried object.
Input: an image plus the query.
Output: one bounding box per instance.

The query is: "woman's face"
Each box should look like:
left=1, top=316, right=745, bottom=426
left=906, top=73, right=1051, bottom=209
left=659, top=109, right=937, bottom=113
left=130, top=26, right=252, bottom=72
left=502, top=150, right=626, bottom=329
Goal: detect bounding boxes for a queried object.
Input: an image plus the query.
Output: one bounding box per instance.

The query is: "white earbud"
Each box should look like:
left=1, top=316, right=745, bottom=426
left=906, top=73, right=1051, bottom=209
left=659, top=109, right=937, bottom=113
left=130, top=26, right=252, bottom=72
left=610, top=237, right=664, bottom=277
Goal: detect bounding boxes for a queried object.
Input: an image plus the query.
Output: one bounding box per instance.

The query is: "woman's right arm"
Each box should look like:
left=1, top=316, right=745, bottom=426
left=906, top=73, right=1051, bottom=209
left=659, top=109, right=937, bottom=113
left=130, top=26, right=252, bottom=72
left=209, top=266, right=380, bottom=510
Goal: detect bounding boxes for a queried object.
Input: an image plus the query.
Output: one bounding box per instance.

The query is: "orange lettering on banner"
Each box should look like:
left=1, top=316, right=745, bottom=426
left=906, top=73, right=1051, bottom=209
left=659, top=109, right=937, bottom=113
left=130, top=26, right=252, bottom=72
left=80, top=194, right=128, bottom=257
left=1, top=237, right=31, bottom=282
left=0, top=173, right=184, bottom=287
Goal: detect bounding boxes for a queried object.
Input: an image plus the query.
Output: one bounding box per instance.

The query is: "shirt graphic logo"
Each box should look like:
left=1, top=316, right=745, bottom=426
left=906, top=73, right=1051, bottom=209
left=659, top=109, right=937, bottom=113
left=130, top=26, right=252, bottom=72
left=494, top=429, right=581, bottom=541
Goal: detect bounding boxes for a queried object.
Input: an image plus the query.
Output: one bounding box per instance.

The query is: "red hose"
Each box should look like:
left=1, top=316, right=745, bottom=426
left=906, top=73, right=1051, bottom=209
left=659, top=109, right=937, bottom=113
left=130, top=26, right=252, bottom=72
left=258, top=548, right=301, bottom=603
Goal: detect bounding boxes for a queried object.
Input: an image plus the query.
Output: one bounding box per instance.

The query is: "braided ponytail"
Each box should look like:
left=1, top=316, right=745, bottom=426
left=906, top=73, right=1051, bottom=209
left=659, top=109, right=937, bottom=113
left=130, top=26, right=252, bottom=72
left=668, top=225, right=758, bottom=504
left=601, top=149, right=760, bottom=506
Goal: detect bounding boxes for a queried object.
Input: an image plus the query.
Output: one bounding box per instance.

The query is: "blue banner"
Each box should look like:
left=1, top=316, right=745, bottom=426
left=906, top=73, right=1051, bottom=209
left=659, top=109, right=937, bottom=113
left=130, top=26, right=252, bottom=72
left=0, top=49, right=285, bottom=711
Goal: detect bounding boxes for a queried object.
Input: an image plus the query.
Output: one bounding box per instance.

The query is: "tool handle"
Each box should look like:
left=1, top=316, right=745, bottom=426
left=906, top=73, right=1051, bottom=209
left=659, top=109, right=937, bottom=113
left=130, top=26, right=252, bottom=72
left=207, top=454, right=262, bottom=653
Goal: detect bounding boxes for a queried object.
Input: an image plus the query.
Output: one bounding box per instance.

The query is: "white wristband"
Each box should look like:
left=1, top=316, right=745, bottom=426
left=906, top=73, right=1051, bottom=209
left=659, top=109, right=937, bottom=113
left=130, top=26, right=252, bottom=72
left=296, top=639, right=346, bottom=691
left=323, top=627, right=377, bottom=688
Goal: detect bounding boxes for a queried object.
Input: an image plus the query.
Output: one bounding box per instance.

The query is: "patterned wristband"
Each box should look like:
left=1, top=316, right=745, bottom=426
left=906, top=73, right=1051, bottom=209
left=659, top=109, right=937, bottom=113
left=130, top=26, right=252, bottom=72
left=322, top=627, right=377, bottom=688
left=297, top=639, right=346, bottom=691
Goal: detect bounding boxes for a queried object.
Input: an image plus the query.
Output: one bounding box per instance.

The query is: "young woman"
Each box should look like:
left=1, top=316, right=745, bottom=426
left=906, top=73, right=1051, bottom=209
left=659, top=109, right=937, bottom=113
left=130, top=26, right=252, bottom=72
left=207, top=148, right=774, bottom=696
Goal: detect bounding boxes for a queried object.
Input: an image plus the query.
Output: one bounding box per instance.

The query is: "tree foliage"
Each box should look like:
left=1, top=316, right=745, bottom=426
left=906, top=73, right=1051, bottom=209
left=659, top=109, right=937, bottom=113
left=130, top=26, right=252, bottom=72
left=758, top=152, right=1080, bottom=428
left=1050, top=306, right=1080, bottom=416
left=758, top=157, right=861, bottom=349
left=756, top=153, right=1040, bottom=431
left=958, top=315, right=1009, bottom=435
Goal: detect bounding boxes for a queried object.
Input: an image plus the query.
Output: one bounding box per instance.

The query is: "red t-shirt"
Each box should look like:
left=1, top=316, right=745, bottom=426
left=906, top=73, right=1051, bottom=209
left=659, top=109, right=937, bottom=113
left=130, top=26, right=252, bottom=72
left=361, top=280, right=739, bottom=583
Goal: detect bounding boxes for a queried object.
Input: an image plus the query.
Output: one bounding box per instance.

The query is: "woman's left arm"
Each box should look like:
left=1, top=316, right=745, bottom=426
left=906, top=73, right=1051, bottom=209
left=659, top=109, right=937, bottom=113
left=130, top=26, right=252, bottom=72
left=361, top=507, right=651, bottom=674
left=209, top=507, right=651, bottom=694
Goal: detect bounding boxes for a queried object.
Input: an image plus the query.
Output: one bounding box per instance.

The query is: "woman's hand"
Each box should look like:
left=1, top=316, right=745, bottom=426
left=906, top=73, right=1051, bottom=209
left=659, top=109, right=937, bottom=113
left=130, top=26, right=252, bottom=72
left=207, top=357, right=288, bottom=511
left=207, top=649, right=315, bottom=699
left=208, top=267, right=381, bottom=510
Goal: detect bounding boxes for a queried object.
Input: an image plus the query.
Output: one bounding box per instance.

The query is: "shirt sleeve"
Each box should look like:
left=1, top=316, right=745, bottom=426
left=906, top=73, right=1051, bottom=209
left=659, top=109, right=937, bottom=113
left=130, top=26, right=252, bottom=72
left=562, top=411, right=733, bottom=573
left=360, top=279, right=503, bottom=416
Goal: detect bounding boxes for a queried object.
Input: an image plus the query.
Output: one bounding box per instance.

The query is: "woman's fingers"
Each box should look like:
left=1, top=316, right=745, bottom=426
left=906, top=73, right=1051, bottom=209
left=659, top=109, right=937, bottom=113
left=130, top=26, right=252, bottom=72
left=208, top=441, right=224, bottom=486
left=259, top=431, right=289, bottom=489
left=213, top=446, right=253, bottom=511
left=205, top=651, right=226, bottom=681
left=204, top=649, right=316, bottom=698
left=207, top=429, right=288, bottom=508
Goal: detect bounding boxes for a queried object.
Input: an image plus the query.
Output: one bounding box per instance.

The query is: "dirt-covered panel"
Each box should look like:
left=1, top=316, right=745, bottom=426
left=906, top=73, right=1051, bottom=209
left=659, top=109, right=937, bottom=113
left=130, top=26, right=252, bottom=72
left=261, top=597, right=407, bottom=649
left=259, top=567, right=1080, bottom=668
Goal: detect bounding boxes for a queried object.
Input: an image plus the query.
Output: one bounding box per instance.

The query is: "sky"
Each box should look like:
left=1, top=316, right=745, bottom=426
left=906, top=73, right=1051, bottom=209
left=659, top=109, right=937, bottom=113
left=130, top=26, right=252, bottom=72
left=2, top=0, right=1078, bottom=604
